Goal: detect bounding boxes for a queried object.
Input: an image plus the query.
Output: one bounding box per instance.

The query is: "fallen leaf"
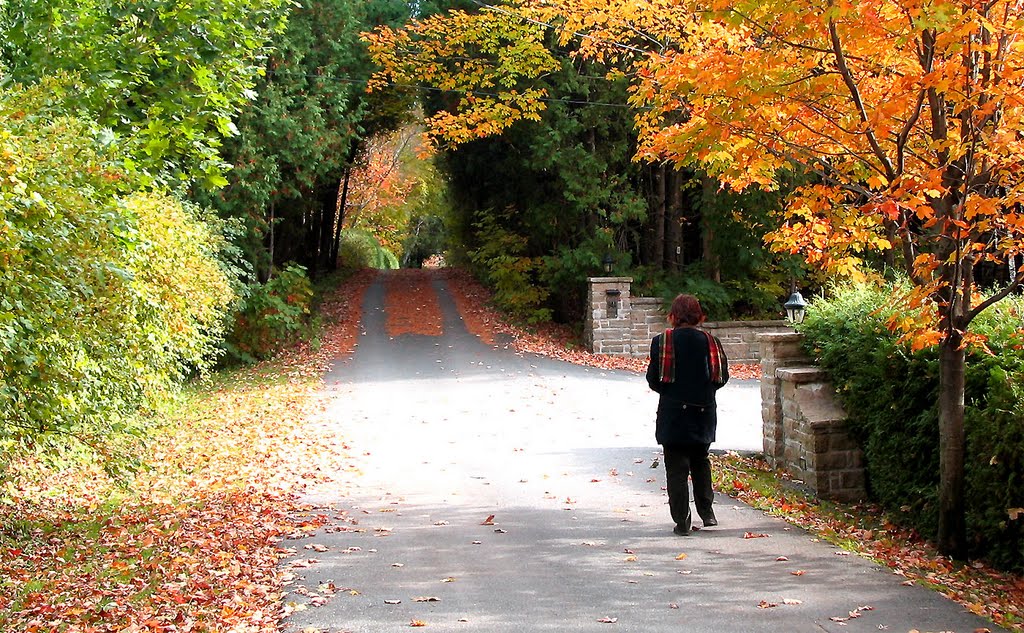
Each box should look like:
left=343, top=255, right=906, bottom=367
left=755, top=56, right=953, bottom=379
left=758, top=600, right=779, bottom=609
left=776, top=556, right=789, bottom=561
left=743, top=532, right=770, bottom=539
left=675, top=553, right=688, bottom=560
left=309, top=595, right=329, bottom=607
left=669, top=603, right=679, bottom=609
left=783, top=599, right=803, bottom=605
left=481, top=515, right=495, bottom=525
left=384, top=599, right=402, bottom=605
left=791, top=570, right=806, bottom=576
left=409, top=620, right=427, bottom=627
left=441, top=577, right=456, bottom=583
left=414, top=596, right=440, bottom=602
left=597, top=617, right=618, bottom=623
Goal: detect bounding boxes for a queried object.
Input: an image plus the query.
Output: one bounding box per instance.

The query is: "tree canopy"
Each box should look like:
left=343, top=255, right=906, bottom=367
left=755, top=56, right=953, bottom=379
left=1, top=0, right=289, bottom=188
left=365, top=0, right=1024, bottom=558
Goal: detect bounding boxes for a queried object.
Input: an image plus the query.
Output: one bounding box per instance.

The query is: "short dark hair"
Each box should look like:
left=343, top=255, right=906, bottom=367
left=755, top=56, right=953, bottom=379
left=668, top=294, right=705, bottom=327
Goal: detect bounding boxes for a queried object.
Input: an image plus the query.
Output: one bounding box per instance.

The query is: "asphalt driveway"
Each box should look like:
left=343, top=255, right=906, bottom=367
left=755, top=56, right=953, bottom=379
left=281, top=271, right=1001, bottom=633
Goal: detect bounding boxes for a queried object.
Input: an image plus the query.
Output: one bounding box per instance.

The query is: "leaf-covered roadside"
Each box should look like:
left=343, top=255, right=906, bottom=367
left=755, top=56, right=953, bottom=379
left=713, top=454, right=1024, bottom=632
left=0, top=270, right=375, bottom=632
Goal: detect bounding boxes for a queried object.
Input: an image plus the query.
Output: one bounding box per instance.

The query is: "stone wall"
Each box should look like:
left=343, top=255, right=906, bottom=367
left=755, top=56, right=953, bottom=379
left=584, top=277, right=791, bottom=360
left=758, top=332, right=811, bottom=462
left=758, top=333, right=866, bottom=501
left=629, top=297, right=665, bottom=358
left=703, top=320, right=795, bottom=363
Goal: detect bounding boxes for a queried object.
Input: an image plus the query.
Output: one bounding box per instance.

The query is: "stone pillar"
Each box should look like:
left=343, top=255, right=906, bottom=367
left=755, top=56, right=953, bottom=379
left=585, top=277, right=633, bottom=355
left=756, top=332, right=808, bottom=465
left=776, top=367, right=866, bottom=501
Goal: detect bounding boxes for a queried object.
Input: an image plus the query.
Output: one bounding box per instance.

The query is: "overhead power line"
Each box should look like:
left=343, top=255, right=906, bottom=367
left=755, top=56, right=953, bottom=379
left=468, top=0, right=652, bottom=56
left=265, top=67, right=646, bottom=110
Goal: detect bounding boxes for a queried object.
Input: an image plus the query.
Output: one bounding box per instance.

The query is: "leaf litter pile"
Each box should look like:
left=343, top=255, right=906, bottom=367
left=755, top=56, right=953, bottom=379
left=2, top=267, right=1020, bottom=631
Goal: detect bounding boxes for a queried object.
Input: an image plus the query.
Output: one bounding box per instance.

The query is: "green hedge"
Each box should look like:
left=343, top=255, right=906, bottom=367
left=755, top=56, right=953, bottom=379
left=799, top=281, right=1024, bottom=571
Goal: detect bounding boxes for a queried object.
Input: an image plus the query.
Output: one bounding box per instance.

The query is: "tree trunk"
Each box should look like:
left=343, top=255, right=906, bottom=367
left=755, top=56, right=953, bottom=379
left=665, top=169, right=683, bottom=272
left=314, top=179, right=340, bottom=276
left=701, top=175, right=721, bottom=282
left=937, top=330, right=967, bottom=559
left=652, top=164, right=666, bottom=270
left=330, top=166, right=352, bottom=268
left=266, top=202, right=275, bottom=282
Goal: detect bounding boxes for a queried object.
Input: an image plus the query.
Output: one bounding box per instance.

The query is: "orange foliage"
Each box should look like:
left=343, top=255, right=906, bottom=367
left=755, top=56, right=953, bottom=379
left=367, top=0, right=1024, bottom=348
left=344, top=127, right=432, bottom=254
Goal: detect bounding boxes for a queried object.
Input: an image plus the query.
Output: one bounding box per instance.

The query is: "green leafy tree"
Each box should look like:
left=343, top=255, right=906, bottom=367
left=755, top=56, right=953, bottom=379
left=0, top=0, right=288, bottom=187
left=200, top=0, right=412, bottom=280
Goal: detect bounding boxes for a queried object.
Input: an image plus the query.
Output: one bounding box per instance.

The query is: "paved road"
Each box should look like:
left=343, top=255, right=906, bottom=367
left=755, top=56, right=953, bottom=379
left=282, top=271, right=1001, bottom=633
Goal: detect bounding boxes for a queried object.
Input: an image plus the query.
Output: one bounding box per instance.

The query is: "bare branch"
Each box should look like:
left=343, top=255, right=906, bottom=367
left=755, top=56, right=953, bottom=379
left=967, top=268, right=1024, bottom=323
left=828, top=18, right=897, bottom=180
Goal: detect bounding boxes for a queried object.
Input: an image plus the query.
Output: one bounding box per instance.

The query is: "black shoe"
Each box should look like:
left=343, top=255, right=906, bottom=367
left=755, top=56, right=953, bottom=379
left=673, top=523, right=691, bottom=536
left=702, top=517, right=718, bottom=527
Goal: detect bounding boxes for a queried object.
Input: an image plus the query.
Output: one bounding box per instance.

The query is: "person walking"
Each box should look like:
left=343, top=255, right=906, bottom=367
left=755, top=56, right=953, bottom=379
left=646, top=294, right=729, bottom=536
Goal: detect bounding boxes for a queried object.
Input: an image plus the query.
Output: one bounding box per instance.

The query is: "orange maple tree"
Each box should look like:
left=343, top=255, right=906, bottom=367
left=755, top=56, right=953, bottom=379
left=366, top=0, right=1024, bottom=558
left=627, top=0, right=1024, bottom=561
left=344, top=127, right=427, bottom=254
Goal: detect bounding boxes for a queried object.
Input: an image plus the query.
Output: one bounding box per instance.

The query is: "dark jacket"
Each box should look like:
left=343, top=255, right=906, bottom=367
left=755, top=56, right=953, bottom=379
left=646, top=327, right=729, bottom=446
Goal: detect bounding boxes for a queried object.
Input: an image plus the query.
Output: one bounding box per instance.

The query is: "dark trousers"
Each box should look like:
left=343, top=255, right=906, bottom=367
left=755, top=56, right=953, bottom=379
left=663, top=443, right=714, bottom=529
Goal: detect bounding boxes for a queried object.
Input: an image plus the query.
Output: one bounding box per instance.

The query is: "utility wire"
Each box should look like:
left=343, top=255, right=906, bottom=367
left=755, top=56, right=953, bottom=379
left=265, top=67, right=648, bottom=110
left=468, top=0, right=652, bottom=56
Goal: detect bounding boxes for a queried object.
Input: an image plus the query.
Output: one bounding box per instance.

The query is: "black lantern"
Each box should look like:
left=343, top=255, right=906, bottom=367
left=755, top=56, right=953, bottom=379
left=784, top=290, right=807, bottom=324
left=602, top=252, right=615, bottom=274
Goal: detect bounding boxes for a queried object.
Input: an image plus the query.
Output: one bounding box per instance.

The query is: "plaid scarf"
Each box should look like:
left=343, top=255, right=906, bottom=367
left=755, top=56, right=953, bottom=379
left=658, top=328, right=727, bottom=385
left=658, top=329, right=675, bottom=383
left=705, top=330, right=727, bottom=385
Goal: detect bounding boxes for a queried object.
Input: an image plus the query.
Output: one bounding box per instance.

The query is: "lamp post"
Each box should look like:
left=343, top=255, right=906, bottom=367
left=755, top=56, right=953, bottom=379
left=602, top=252, right=615, bottom=274
left=784, top=290, right=807, bottom=324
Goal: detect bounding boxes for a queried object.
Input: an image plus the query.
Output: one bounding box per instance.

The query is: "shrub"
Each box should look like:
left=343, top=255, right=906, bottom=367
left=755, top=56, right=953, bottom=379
left=337, top=228, right=399, bottom=272
left=468, top=208, right=551, bottom=323
left=223, top=264, right=314, bottom=363
left=0, top=80, right=235, bottom=477
left=799, top=281, right=1024, bottom=571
